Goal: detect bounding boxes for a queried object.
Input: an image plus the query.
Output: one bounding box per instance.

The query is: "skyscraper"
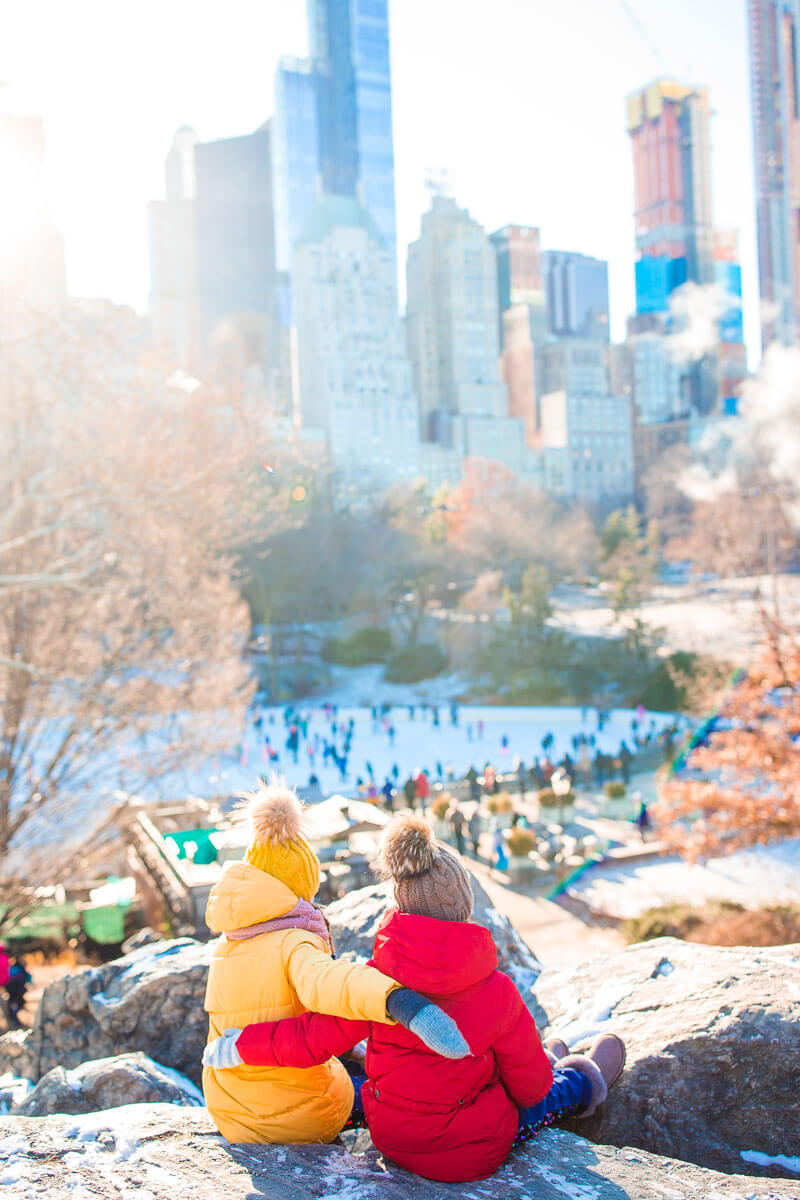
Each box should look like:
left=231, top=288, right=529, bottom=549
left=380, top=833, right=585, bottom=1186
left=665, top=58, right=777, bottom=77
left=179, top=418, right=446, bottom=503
left=490, top=225, right=548, bottom=445
left=194, top=124, right=275, bottom=336
left=293, top=195, right=419, bottom=485
left=149, top=126, right=197, bottom=365
left=407, top=197, right=507, bottom=434
left=273, top=58, right=321, bottom=285
left=406, top=196, right=529, bottom=474
left=748, top=0, right=800, bottom=347
left=490, top=225, right=547, bottom=342
left=274, top=0, right=397, bottom=283
left=308, top=0, right=397, bottom=262
left=150, top=124, right=283, bottom=389
left=627, top=80, right=714, bottom=315
left=542, top=251, right=610, bottom=341
left=626, top=78, right=746, bottom=421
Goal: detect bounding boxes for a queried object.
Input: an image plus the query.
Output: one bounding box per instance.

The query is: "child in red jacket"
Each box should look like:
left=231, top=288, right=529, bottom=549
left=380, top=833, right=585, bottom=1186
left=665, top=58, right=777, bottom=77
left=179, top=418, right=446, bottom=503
left=204, top=816, right=624, bottom=1183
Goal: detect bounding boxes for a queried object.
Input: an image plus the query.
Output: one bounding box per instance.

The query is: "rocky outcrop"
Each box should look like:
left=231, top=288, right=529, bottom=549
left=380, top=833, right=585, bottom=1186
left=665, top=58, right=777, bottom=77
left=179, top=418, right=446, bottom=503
left=2, top=893, right=798, bottom=1185
left=0, top=939, right=213, bottom=1085
left=0, top=1027, right=36, bottom=1081
left=535, top=937, right=800, bottom=1177
left=1, top=1103, right=796, bottom=1198
left=327, top=876, right=542, bottom=1001
left=12, top=1052, right=204, bottom=1117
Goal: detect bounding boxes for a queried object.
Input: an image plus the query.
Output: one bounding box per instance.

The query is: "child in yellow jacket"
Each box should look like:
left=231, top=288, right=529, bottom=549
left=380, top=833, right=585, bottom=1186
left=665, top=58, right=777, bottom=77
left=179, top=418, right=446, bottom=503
left=202, top=779, right=468, bottom=1144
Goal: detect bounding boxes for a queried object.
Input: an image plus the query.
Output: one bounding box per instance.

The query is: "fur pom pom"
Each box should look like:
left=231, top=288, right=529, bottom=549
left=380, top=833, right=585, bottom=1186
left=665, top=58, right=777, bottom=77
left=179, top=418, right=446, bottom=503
left=375, top=814, right=436, bottom=881
left=239, top=776, right=304, bottom=845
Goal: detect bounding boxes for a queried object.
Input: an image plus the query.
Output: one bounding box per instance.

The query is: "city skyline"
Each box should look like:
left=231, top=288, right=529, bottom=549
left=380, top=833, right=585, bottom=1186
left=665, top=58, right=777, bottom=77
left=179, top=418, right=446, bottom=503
left=2, top=0, right=758, bottom=359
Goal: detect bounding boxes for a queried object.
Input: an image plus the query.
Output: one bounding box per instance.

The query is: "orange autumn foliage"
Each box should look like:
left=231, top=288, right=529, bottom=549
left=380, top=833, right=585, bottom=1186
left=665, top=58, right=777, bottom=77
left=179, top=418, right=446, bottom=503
left=657, top=632, right=800, bottom=860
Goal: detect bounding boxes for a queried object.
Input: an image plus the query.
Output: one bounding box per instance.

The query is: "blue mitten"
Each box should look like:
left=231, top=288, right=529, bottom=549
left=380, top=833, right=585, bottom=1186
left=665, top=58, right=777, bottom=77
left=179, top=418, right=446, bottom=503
left=386, top=988, right=470, bottom=1059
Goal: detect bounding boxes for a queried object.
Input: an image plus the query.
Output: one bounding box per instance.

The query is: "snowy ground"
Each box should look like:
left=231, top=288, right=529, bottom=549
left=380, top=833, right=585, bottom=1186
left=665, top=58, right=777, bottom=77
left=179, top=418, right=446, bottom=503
left=566, top=836, right=800, bottom=918
left=552, top=572, right=800, bottom=661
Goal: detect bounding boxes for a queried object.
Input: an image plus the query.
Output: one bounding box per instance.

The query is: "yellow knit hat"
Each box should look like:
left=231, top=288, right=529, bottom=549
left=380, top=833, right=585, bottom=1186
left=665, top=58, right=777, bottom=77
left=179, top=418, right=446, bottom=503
left=242, top=779, right=320, bottom=901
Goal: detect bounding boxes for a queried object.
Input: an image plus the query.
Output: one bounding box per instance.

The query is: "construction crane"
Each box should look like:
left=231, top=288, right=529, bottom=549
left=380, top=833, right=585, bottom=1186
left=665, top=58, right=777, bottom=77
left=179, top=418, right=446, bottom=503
left=619, top=0, right=671, bottom=76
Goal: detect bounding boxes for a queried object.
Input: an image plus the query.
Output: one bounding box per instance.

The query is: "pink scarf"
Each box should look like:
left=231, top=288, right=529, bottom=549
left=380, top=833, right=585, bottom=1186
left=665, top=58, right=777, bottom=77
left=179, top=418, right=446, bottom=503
left=226, top=898, right=331, bottom=948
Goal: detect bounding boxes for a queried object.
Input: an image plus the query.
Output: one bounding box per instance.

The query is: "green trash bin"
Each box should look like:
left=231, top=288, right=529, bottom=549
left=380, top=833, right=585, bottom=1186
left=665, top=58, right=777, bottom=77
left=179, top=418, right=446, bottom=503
left=82, top=905, right=126, bottom=945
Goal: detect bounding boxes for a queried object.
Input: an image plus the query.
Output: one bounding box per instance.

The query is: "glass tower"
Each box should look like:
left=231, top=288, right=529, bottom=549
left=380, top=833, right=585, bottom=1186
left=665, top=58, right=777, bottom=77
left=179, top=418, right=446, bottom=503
left=273, top=58, right=320, bottom=280
left=542, top=250, right=611, bottom=341
left=748, top=0, right=800, bottom=347
left=274, top=0, right=396, bottom=275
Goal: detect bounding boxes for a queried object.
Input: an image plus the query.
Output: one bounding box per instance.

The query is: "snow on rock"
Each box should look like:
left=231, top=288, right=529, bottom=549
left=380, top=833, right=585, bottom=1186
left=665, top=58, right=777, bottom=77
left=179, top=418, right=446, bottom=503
left=547, top=979, right=635, bottom=1047
left=567, top=837, right=800, bottom=919
left=533, top=938, right=800, bottom=1178
left=12, top=1052, right=204, bottom=1116
left=741, top=1152, right=800, bottom=1175
left=0, top=1071, right=34, bottom=1114
left=0, top=1104, right=796, bottom=1199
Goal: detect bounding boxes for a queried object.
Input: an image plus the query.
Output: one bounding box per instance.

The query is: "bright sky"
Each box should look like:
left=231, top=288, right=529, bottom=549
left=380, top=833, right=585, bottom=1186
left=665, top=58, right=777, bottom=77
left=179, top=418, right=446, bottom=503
left=2, top=0, right=759, bottom=359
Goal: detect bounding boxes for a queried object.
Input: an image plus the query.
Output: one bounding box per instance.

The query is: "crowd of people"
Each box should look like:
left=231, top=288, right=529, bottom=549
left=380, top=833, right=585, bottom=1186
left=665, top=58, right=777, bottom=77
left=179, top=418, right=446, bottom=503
left=239, top=701, right=682, bottom=801
left=236, top=700, right=671, bottom=873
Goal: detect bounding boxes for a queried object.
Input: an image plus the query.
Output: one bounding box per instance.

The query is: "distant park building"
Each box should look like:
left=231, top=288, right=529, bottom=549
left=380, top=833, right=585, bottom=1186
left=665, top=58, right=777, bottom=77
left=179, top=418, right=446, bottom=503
left=293, top=195, right=420, bottom=488
left=748, top=0, right=800, bottom=348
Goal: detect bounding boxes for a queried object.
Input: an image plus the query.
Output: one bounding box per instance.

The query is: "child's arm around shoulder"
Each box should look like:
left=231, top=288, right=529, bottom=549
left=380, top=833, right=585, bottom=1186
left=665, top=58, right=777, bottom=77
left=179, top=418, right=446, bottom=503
left=491, top=971, right=553, bottom=1108
left=237, top=1011, right=369, bottom=1069
left=282, top=931, right=398, bottom=1023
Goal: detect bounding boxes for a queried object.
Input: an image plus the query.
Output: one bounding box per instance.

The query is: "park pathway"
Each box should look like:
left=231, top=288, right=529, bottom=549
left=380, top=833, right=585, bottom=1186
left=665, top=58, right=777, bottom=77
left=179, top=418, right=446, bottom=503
left=469, top=857, right=625, bottom=967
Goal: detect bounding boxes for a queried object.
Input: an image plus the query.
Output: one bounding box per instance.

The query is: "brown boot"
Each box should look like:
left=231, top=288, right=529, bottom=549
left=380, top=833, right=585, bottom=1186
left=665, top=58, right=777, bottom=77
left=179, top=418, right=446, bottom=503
left=543, top=1036, right=569, bottom=1065
left=555, top=1033, right=626, bottom=1118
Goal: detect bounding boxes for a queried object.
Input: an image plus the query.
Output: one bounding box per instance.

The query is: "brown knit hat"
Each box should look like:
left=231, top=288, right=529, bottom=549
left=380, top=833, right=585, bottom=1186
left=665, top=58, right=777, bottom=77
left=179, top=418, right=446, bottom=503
left=375, top=814, right=474, bottom=923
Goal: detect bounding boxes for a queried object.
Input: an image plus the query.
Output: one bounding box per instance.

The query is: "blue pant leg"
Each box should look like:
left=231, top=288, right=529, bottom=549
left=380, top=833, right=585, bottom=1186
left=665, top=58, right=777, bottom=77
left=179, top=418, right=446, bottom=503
left=340, top=1059, right=368, bottom=1130
left=516, top=1068, right=592, bottom=1143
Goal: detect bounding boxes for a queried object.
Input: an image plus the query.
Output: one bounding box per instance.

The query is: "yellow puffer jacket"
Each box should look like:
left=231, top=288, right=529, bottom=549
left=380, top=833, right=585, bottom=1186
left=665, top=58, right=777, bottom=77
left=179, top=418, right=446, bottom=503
left=203, top=861, right=397, bottom=1144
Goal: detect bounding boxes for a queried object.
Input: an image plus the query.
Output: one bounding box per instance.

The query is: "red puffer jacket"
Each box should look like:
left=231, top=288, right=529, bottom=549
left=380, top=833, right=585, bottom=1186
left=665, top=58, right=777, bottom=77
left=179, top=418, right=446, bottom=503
left=236, top=909, right=553, bottom=1182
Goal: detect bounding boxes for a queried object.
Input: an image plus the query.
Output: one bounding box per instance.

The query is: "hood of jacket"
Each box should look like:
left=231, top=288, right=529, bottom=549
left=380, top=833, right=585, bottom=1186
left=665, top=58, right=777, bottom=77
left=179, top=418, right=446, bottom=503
left=371, top=909, right=498, bottom=996
left=205, top=860, right=299, bottom=934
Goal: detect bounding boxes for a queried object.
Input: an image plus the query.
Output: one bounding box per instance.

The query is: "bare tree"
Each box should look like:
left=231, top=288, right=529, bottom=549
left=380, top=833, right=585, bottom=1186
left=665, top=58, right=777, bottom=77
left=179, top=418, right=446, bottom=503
left=0, top=302, right=270, bottom=871
left=446, top=457, right=598, bottom=583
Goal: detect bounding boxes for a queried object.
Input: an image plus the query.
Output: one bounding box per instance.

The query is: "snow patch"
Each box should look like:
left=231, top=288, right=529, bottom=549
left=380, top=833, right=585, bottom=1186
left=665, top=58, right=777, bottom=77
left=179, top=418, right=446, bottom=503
left=147, top=1062, right=205, bottom=1106
left=0, top=1074, right=33, bottom=1114
left=568, top=837, right=800, bottom=918
left=740, top=1150, right=800, bottom=1173
left=550, top=980, right=633, bottom=1046
left=508, top=966, right=540, bottom=998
